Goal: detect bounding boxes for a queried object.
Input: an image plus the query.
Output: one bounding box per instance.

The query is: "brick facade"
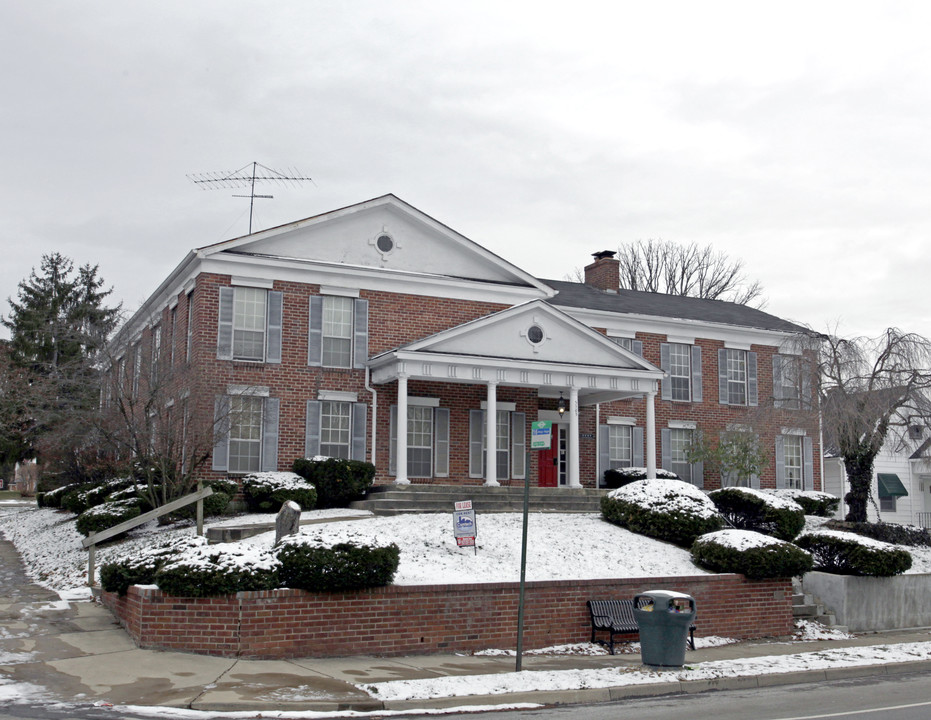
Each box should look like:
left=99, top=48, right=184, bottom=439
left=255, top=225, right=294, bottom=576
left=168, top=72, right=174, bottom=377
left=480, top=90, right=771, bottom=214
left=101, top=574, right=794, bottom=659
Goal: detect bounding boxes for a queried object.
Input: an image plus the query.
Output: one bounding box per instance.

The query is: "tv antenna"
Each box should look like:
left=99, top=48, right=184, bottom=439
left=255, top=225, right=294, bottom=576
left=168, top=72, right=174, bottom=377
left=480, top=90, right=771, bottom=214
left=188, top=161, right=315, bottom=234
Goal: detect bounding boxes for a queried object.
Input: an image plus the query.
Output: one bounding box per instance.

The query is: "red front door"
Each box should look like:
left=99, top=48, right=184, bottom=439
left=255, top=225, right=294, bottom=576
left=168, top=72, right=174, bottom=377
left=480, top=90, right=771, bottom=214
left=538, top=433, right=558, bottom=487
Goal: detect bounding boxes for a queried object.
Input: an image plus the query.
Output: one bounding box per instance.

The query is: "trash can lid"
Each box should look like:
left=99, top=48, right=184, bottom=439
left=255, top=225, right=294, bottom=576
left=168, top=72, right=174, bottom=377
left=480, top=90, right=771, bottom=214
left=637, top=590, right=693, bottom=600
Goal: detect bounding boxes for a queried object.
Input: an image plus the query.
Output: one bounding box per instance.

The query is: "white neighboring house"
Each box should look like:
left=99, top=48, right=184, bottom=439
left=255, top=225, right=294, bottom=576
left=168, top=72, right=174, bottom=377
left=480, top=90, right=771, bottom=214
left=824, top=412, right=931, bottom=526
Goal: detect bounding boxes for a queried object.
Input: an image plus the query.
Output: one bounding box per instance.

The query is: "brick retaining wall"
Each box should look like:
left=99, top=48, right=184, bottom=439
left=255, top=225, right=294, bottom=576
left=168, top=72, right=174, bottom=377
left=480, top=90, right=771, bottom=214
left=101, top=574, right=793, bottom=659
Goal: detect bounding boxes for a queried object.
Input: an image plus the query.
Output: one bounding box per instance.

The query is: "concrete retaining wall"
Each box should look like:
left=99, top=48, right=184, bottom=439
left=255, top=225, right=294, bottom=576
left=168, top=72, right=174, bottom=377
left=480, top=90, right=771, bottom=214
left=802, top=571, right=931, bottom=632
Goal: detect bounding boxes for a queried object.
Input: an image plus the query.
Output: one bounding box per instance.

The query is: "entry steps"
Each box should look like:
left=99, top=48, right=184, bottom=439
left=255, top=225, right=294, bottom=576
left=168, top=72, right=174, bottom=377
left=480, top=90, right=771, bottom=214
left=348, top=483, right=608, bottom=516
left=792, top=590, right=848, bottom=632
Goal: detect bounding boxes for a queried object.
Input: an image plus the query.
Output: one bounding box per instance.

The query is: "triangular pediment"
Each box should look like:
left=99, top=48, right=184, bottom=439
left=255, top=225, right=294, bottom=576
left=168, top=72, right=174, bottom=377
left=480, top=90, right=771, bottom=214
left=401, top=301, right=657, bottom=371
left=199, top=194, right=549, bottom=291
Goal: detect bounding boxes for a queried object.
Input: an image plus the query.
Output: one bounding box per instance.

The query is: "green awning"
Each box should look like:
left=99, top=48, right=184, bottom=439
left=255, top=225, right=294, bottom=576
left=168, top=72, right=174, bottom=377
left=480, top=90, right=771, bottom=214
left=877, top=473, right=909, bottom=497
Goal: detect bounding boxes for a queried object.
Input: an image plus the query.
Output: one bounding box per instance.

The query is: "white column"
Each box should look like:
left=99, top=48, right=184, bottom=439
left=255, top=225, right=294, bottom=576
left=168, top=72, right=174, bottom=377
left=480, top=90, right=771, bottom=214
left=646, top=389, right=657, bottom=479
left=395, top=375, right=410, bottom=485
left=485, top=382, right=499, bottom=486
left=568, top=387, right=581, bottom=487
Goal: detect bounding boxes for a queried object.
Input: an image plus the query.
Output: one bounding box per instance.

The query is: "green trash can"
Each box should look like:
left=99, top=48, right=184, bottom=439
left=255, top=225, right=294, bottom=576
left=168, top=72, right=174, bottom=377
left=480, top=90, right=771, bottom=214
left=633, top=590, right=696, bottom=667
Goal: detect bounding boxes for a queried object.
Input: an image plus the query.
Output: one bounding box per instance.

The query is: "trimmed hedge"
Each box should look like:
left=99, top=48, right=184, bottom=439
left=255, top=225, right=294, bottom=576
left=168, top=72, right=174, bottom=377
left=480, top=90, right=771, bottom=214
left=37, top=483, right=81, bottom=509
left=824, top=520, right=931, bottom=548
left=171, top=478, right=239, bottom=519
left=767, top=489, right=840, bottom=517
left=602, top=467, right=680, bottom=489
left=291, top=457, right=375, bottom=509
left=242, top=472, right=317, bottom=513
left=601, top=479, right=724, bottom=548
left=75, top=500, right=142, bottom=537
left=99, top=536, right=208, bottom=595
left=154, top=544, right=281, bottom=597
left=708, top=487, right=805, bottom=541
left=795, top=530, right=913, bottom=576
left=277, top=541, right=400, bottom=592
left=691, top=529, right=813, bottom=579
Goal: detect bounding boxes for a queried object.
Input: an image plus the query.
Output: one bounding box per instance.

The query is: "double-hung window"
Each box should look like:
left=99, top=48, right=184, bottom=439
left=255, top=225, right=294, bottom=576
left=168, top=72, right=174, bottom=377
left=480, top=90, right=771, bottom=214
left=661, top=343, right=702, bottom=402
left=468, top=407, right=526, bottom=481
left=305, top=398, right=368, bottom=461
left=598, top=421, right=645, bottom=482
left=308, top=294, right=369, bottom=369
left=388, top=400, right=450, bottom=479
left=718, top=349, right=758, bottom=406
left=609, top=336, right=643, bottom=355
left=608, top=425, right=632, bottom=468
left=775, top=433, right=814, bottom=490
left=661, top=426, right=703, bottom=487
left=773, top=354, right=811, bottom=410
left=212, top=390, right=281, bottom=474
left=150, top=325, right=161, bottom=384
left=217, top=285, right=283, bottom=363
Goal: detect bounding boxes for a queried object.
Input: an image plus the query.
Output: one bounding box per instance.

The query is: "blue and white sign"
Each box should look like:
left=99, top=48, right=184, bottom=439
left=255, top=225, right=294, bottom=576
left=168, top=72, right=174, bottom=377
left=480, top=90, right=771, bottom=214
left=530, top=420, right=553, bottom=450
left=453, top=500, right=477, bottom=548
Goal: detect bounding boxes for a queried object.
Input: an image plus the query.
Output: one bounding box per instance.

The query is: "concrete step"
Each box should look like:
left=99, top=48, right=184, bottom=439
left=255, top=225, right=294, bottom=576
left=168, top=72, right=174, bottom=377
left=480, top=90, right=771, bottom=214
left=792, top=592, right=813, bottom=606
left=792, top=603, right=824, bottom=618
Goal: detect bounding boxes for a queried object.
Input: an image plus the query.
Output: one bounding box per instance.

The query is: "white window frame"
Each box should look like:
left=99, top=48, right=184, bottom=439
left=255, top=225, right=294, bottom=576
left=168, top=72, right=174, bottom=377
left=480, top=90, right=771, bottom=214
left=407, top=405, right=435, bottom=479
left=321, top=295, right=354, bottom=368
left=228, top=394, right=264, bottom=474
left=319, top=400, right=352, bottom=459
left=669, top=428, right=694, bottom=484
left=607, top=424, right=633, bottom=469
left=232, top=287, right=268, bottom=362
left=726, top=349, right=748, bottom=406
left=668, top=343, right=691, bottom=402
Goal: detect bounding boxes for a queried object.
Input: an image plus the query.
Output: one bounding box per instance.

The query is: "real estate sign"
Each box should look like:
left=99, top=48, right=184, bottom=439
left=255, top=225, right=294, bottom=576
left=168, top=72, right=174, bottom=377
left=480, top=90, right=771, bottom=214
left=453, top=500, right=476, bottom=548
left=530, top=420, right=553, bottom=450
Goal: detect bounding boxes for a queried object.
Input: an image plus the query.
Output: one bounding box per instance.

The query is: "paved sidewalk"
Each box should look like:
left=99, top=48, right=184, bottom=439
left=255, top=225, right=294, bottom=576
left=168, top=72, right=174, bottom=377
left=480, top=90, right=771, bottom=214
left=2, top=536, right=931, bottom=714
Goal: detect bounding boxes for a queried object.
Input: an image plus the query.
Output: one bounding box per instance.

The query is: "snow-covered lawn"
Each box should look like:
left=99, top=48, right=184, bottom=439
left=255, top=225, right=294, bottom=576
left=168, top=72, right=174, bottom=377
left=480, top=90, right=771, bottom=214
left=3, top=505, right=931, bottom=599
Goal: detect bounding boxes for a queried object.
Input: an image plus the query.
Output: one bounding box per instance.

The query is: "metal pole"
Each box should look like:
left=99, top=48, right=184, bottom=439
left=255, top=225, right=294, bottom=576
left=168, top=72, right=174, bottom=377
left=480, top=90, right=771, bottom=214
left=196, top=480, right=204, bottom=536
left=515, top=457, right=531, bottom=672
left=87, top=532, right=96, bottom=587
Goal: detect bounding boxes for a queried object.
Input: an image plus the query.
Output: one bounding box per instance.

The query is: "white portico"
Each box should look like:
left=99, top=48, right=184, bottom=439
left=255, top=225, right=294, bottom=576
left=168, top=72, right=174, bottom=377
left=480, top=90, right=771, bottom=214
left=367, top=301, right=664, bottom=487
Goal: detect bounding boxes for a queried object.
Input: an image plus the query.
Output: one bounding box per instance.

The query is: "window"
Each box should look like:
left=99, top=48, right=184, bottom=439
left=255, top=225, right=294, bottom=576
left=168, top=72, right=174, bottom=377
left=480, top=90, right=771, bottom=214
left=150, top=325, right=161, bottom=384
left=212, top=392, right=280, bottom=474
left=408, top=406, right=434, bottom=478
left=305, top=399, right=368, bottom=461
left=662, top=427, right=703, bottom=487
left=308, top=295, right=369, bottom=369
left=661, top=343, right=702, bottom=402
left=775, top=434, right=813, bottom=490
left=388, top=403, right=449, bottom=478
left=185, top=290, right=194, bottom=362
left=782, top=435, right=803, bottom=490
left=608, top=425, right=632, bottom=469
left=773, top=354, right=811, bottom=409
left=609, top=337, right=643, bottom=355
left=319, top=401, right=351, bottom=458
left=169, top=307, right=177, bottom=366
left=228, top=395, right=264, bottom=474
left=669, top=428, right=694, bottom=484
left=880, top=496, right=897, bottom=513
left=322, top=296, right=354, bottom=368
left=468, top=408, right=526, bottom=480
left=132, top=344, right=142, bottom=399
left=718, top=349, right=758, bottom=406
left=217, top=286, right=283, bottom=363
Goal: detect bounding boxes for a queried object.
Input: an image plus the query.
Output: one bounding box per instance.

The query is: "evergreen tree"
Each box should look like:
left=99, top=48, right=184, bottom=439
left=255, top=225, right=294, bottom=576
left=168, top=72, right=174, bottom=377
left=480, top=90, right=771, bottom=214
left=1, top=254, right=120, bottom=474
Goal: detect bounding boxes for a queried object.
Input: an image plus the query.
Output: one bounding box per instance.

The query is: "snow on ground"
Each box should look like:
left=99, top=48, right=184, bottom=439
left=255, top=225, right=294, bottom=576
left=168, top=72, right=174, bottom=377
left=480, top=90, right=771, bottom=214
left=4, top=505, right=931, bottom=597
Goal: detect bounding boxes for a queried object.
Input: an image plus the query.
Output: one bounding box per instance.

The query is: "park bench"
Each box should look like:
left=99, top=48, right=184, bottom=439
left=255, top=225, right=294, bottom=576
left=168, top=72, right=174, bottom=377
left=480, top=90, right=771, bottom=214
left=587, top=599, right=696, bottom=655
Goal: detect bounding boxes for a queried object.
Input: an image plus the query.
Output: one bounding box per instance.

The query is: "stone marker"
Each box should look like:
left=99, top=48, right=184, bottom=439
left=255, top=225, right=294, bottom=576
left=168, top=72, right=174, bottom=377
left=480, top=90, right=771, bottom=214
left=275, top=500, right=301, bottom=544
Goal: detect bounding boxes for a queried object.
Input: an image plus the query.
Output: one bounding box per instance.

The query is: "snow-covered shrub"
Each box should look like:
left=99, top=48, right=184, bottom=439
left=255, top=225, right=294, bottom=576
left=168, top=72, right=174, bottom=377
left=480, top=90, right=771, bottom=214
left=100, top=536, right=208, bottom=595
left=291, top=457, right=375, bottom=508
left=37, top=483, right=80, bottom=508
left=602, top=467, right=679, bottom=489
left=155, top=543, right=281, bottom=597
left=767, top=489, right=839, bottom=517
left=709, top=487, right=805, bottom=541
left=824, top=519, right=931, bottom=548
left=600, top=479, right=723, bottom=548
left=80, top=478, right=137, bottom=509
left=691, top=529, right=813, bottom=579
left=795, top=530, right=913, bottom=576
left=242, top=471, right=317, bottom=513
left=277, top=540, right=400, bottom=591
left=61, top=485, right=96, bottom=514
left=75, top=499, right=142, bottom=537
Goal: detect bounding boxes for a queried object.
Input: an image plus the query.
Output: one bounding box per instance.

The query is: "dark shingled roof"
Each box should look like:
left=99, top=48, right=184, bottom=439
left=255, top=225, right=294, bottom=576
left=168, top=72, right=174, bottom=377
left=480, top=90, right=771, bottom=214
left=541, top=279, right=809, bottom=334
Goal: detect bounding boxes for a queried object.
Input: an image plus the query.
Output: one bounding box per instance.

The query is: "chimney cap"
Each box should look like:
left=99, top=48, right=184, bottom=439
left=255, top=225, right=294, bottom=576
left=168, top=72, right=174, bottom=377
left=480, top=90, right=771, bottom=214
left=591, top=250, right=617, bottom=261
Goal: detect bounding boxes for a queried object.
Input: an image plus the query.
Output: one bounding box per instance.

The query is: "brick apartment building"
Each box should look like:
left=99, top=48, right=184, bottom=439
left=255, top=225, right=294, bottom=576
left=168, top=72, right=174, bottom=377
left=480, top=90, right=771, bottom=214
left=106, top=194, right=820, bottom=492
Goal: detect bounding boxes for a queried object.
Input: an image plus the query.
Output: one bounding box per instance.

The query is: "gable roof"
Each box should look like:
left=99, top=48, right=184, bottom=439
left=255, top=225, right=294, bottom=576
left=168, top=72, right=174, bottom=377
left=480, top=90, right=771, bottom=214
left=541, top=279, right=809, bottom=334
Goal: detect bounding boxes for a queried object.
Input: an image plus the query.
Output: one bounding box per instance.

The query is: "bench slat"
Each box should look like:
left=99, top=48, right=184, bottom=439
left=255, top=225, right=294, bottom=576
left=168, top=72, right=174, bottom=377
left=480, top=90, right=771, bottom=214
left=587, top=598, right=696, bottom=655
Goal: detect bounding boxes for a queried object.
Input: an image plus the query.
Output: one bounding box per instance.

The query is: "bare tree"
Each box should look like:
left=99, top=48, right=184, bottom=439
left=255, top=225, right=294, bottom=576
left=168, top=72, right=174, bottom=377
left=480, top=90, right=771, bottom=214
left=615, top=239, right=765, bottom=307
left=816, top=328, right=931, bottom=522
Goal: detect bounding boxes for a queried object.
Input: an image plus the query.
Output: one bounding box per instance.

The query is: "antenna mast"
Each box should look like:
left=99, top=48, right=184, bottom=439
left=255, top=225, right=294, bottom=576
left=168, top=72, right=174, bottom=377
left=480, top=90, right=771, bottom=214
left=188, top=161, right=314, bottom=234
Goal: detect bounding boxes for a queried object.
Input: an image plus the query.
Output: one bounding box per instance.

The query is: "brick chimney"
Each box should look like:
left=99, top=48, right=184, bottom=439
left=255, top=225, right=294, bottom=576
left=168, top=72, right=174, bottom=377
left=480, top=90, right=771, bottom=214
left=584, top=250, right=619, bottom=293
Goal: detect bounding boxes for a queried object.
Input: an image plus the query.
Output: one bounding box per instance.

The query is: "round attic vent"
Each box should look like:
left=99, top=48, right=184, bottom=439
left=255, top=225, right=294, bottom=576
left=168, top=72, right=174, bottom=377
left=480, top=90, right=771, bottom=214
left=527, top=325, right=545, bottom=344
left=376, top=233, right=394, bottom=254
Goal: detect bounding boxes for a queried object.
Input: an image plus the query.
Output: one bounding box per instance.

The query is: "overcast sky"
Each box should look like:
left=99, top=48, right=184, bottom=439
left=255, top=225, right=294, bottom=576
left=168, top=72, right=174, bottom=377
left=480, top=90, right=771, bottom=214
left=3, top=1, right=930, bottom=341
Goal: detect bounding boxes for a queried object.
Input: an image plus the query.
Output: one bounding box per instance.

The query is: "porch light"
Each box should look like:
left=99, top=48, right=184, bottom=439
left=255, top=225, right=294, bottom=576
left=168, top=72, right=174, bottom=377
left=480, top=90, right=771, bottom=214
left=557, top=392, right=567, bottom=416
